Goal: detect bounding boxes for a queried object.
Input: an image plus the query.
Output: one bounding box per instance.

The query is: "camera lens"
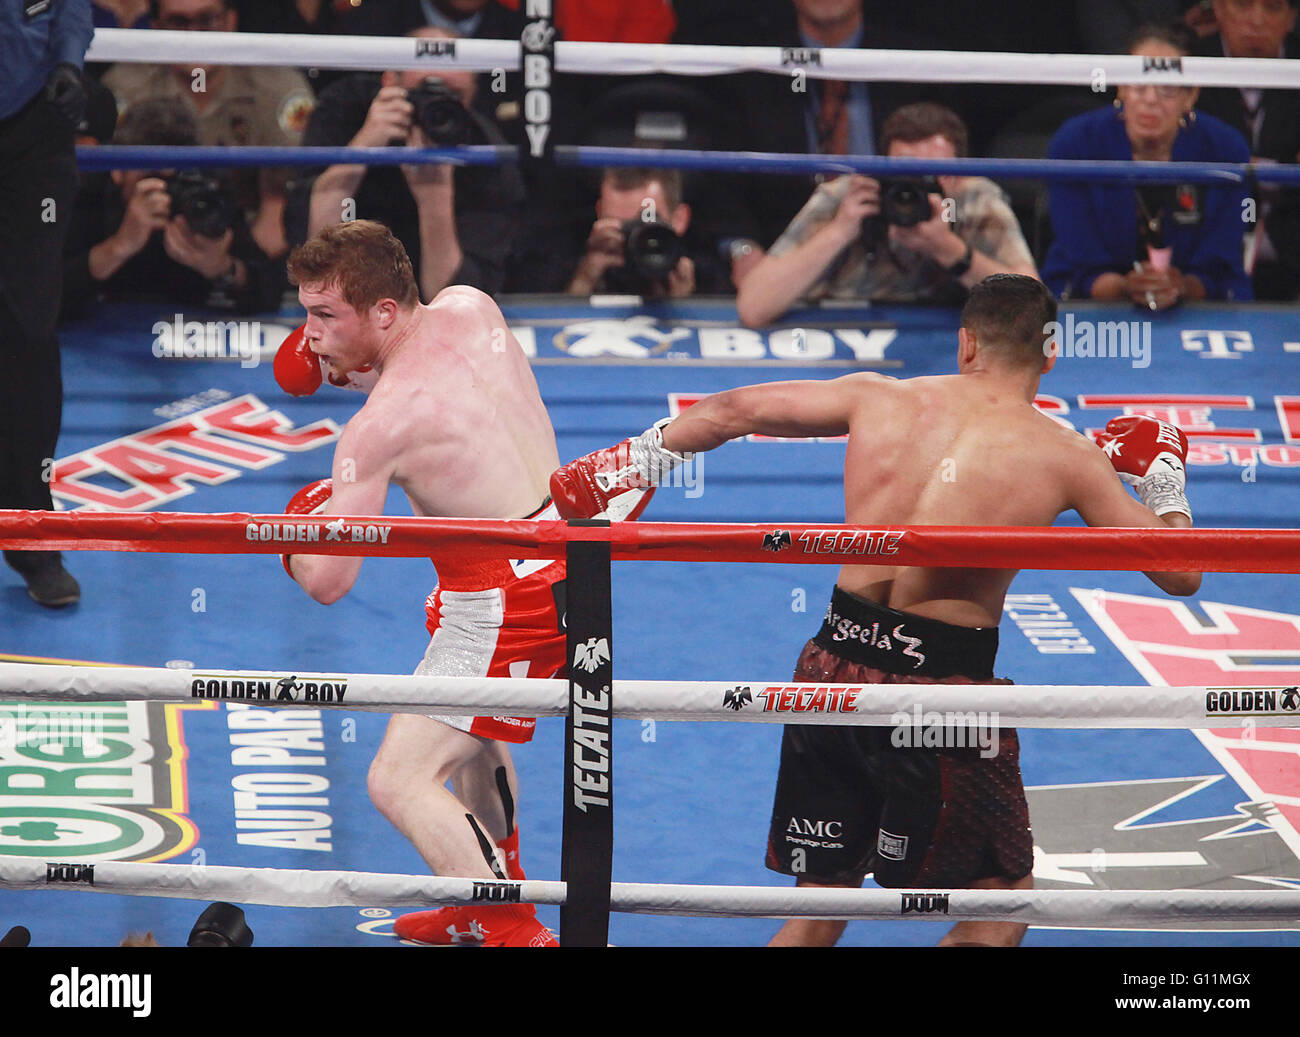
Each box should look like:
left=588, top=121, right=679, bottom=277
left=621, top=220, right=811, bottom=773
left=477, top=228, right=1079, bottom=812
left=622, top=219, right=683, bottom=279
left=880, top=176, right=939, bottom=228
left=187, top=902, right=253, bottom=947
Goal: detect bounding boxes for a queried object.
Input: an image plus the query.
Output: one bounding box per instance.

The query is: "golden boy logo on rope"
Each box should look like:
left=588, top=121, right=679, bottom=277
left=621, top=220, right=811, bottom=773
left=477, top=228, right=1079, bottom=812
left=1204, top=686, right=1299, bottom=716
left=188, top=673, right=350, bottom=704
left=243, top=519, right=392, bottom=544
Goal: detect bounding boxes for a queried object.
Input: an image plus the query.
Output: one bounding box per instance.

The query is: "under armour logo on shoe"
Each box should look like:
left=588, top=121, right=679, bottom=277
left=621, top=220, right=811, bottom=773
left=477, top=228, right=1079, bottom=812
left=446, top=919, right=486, bottom=945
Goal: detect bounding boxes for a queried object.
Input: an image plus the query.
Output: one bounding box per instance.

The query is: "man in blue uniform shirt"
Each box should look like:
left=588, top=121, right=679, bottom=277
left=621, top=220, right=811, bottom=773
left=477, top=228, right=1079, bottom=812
left=0, top=0, right=94, bottom=607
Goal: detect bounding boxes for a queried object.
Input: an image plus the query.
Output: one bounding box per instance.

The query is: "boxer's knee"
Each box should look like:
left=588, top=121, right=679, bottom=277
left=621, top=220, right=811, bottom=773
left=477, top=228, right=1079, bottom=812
left=366, top=748, right=403, bottom=820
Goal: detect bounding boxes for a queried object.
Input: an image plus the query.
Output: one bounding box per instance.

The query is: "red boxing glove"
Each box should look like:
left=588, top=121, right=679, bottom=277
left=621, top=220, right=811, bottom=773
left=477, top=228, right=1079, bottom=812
left=1096, top=415, right=1191, bottom=518
left=282, top=478, right=333, bottom=576
left=549, top=419, right=690, bottom=521
left=274, top=325, right=322, bottom=397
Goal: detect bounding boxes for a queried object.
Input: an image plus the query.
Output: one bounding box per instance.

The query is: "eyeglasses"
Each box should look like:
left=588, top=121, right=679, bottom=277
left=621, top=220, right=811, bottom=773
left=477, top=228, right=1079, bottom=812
left=1124, top=84, right=1192, bottom=100
left=155, top=10, right=227, bottom=31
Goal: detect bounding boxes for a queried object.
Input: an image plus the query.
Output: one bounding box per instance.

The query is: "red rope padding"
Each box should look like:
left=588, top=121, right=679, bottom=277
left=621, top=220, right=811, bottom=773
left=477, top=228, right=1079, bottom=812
left=0, top=510, right=1297, bottom=572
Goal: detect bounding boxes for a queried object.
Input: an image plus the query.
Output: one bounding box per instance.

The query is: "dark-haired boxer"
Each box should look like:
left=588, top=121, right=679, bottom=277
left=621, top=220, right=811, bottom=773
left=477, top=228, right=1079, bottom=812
left=552, top=274, right=1201, bottom=947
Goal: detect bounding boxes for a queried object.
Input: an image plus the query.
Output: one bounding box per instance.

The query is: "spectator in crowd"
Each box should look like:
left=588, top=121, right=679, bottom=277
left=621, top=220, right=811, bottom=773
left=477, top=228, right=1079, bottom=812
left=565, top=167, right=733, bottom=298
left=230, top=0, right=351, bottom=96
left=0, top=0, right=93, bottom=608
left=736, top=103, right=1037, bottom=326
left=1192, top=0, right=1300, bottom=299
left=230, top=0, right=339, bottom=34
left=495, top=0, right=676, bottom=41
left=340, top=0, right=522, bottom=37
left=93, top=0, right=150, bottom=28
left=62, top=98, right=284, bottom=317
left=1074, top=0, right=1196, bottom=53
left=355, top=0, right=678, bottom=43
left=102, top=0, right=316, bottom=259
left=289, top=26, right=524, bottom=299
left=680, top=1, right=935, bottom=258
left=1041, top=23, right=1253, bottom=307
left=77, top=75, right=120, bottom=146
left=1186, top=0, right=1229, bottom=35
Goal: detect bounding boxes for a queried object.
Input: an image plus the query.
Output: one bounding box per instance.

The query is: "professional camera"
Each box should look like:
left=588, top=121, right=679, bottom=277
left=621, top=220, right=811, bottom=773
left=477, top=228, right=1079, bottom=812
left=408, top=79, right=482, bottom=147
left=621, top=218, right=683, bottom=279
left=879, top=176, right=941, bottom=228
left=187, top=902, right=253, bottom=947
left=160, top=170, right=235, bottom=239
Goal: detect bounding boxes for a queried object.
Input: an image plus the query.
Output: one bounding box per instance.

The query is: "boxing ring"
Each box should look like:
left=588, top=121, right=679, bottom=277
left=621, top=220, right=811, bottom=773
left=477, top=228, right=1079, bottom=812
left=2, top=22, right=1300, bottom=959
left=3, top=511, right=1299, bottom=942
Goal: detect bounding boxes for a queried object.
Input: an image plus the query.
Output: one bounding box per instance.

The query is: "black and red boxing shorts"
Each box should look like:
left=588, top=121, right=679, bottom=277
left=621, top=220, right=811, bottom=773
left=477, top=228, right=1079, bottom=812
left=765, top=586, right=1033, bottom=888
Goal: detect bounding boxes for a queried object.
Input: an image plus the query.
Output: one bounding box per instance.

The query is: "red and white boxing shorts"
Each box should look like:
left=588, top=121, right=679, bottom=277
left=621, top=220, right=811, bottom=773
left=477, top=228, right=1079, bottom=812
left=419, top=505, right=567, bottom=744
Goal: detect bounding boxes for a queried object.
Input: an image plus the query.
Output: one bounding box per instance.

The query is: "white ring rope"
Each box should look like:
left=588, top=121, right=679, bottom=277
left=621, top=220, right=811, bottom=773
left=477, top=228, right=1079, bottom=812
left=2, top=857, right=1296, bottom=926
left=0, top=663, right=1295, bottom=729
left=85, top=28, right=1300, bottom=90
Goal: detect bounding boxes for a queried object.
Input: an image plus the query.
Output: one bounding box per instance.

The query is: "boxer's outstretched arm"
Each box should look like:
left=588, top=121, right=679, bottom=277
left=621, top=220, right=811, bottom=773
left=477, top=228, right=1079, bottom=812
left=1067, top=438, right=1201, bottom=597
left=660, top=373, right=891, bottom=453
left=289, top=412, right=396, bottom=604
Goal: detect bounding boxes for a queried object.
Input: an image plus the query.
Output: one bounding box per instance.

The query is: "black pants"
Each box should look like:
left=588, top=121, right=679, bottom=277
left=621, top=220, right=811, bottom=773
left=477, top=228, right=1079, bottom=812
left=0, top=94, right=78, bottom=550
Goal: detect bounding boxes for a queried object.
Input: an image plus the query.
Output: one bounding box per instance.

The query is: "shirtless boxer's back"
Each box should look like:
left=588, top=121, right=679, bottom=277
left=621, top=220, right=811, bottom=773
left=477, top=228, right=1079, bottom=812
left=279, top=220, right=562, bottom=946
left=552, top=274, right=1200, bottom=947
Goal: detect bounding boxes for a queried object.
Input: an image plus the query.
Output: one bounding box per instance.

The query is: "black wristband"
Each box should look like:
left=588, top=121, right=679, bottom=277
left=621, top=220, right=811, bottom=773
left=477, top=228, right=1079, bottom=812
left=944, top=240, right=974, bottom=278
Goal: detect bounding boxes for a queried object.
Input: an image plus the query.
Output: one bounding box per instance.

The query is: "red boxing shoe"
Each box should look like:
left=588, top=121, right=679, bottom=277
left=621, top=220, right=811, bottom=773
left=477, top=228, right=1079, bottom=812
left=394, top=904, right=558, bottom=947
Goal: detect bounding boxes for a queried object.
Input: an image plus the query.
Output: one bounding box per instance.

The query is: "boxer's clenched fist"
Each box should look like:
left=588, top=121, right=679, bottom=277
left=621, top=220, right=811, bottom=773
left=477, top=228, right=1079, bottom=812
left=550, top=419, right=691, bottom=521
left=1096, top=415, right=1191, bottom=518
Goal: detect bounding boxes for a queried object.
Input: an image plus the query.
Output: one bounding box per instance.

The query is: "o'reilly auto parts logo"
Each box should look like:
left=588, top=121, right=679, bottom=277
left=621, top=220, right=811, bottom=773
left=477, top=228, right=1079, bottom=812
left=0, top=696, right=208, bottom=863
left=1205, top=685, right=1299, bottom=718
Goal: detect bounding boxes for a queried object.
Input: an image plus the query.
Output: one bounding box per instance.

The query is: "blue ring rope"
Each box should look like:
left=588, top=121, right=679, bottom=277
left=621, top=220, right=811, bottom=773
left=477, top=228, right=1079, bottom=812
left=74, top=143, right=1300, bottom=187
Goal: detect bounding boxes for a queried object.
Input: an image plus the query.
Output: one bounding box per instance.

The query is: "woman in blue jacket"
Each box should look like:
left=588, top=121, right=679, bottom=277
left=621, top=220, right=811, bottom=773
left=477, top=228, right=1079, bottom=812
left=1042, top=24, right=1253, bottom=309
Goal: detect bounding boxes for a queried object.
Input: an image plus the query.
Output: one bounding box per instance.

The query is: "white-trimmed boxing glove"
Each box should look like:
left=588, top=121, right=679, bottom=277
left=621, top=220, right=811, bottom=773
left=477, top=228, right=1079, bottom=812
left=1096, top=415, right=1191, bottom=518
left=549, top=418, right=693, bottom=521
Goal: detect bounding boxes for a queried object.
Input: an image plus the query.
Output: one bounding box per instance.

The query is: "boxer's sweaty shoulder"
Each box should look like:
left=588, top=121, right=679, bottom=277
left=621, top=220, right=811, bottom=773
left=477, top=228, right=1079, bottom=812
left=362, top=288, right=559, bottom=519
left=839, top=373, right=1084, bottom=624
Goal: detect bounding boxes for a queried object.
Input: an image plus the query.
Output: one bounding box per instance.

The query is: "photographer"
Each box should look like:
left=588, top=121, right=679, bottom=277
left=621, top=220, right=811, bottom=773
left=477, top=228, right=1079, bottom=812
left=101, top=0, right=316, bottom=260
left=566, top=167, right=728, bottom=298
left=62, top=98, right=281, bottom=318
left=736, top=103, right=1038, bottom=328
left=291, top=27, right=523, bottom=300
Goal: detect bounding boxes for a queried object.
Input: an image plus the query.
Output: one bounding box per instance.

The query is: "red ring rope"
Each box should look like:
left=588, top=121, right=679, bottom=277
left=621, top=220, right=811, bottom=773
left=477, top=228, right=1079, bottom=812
left=0, top=510, right=1296, bottom=573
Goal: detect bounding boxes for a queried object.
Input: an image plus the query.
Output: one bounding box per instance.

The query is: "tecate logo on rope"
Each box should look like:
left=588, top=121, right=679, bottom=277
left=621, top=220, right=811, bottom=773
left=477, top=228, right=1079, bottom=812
left=572, top=683, right=610, bottom=812
left=782, top=530, right=904, bottom=556
left=752, top=686, right=862, bottom=714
